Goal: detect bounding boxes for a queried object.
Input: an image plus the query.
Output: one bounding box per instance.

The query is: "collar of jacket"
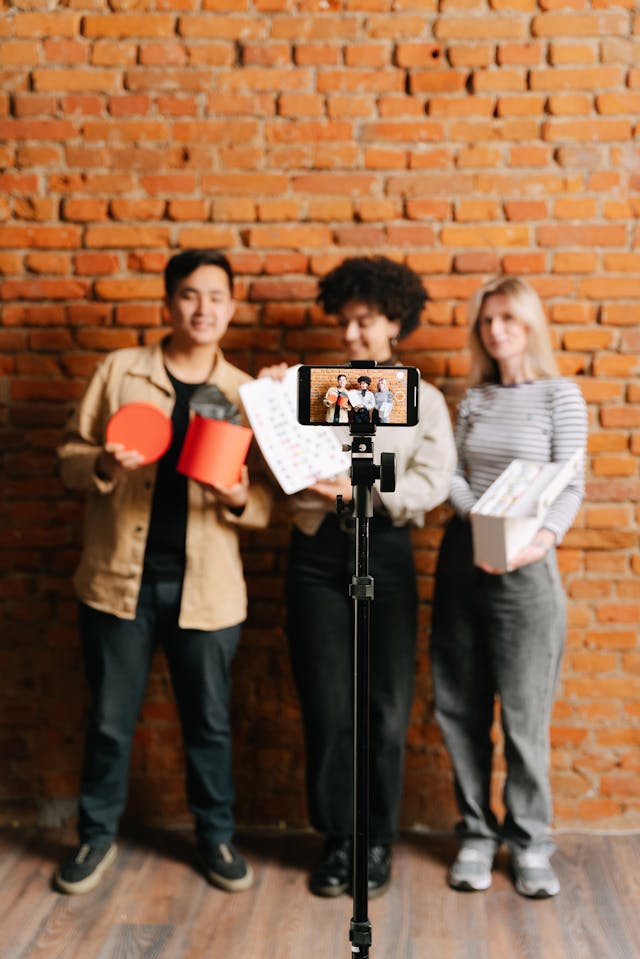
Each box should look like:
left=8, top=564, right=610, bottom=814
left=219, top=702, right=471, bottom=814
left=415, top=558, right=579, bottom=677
left=127, top=338, right=229, bottom=395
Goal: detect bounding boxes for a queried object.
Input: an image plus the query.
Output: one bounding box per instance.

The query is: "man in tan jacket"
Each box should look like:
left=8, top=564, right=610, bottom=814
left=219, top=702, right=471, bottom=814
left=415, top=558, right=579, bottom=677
left=55, top=249, right=270, bottom=895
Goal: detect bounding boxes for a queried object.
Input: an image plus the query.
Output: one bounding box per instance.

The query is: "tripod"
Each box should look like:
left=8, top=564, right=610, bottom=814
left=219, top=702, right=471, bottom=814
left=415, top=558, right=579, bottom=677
left=337, top=423, right=396, bottom=959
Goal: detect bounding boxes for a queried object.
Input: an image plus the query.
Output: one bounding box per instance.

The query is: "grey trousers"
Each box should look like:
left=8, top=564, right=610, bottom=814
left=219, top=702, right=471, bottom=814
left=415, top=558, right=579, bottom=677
left=430, top=517, right=566, bottom=853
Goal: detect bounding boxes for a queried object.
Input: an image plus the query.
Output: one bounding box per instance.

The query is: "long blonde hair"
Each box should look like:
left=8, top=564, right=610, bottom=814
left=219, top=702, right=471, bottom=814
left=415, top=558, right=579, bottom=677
left=467, top=276, right=558, bottom=386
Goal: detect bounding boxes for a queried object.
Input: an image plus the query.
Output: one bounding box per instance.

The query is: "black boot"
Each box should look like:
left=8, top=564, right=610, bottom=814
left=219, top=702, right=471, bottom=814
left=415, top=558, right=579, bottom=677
left=367, top=844, right=392, bottom=899
left=309, top=837, right=352, bottom=897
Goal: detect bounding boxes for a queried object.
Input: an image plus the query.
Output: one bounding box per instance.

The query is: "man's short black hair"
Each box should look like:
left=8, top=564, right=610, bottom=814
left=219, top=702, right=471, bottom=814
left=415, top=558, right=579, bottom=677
left=317, top=255, right=428, bottom=339
left=357, top=375, right=372, bottom=385
left=164, top=249, right=234, bottom=298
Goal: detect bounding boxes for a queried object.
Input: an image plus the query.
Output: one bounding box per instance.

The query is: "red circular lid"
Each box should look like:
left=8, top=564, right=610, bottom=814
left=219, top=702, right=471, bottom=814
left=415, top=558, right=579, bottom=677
left=105, top=402, right=172, bottom=464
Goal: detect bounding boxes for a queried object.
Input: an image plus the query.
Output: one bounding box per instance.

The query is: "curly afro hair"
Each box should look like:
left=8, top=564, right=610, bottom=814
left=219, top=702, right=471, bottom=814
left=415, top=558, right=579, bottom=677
left=317, top=256, right=428, bottom=340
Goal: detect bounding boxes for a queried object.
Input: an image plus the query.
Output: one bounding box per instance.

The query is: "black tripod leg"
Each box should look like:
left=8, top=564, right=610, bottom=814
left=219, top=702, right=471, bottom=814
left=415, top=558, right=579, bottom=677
left=349, top=504, right=373, bottom=958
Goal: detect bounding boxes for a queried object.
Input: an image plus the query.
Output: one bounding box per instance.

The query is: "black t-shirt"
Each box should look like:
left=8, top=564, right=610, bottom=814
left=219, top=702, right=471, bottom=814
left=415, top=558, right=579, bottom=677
left=142, top=370, right=201, bottom=582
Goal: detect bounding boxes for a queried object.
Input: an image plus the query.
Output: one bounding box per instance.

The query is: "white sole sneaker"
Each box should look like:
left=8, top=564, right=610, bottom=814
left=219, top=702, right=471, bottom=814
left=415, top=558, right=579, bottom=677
left=512, top=850, right=560, bottom=898
left=448, top=847, right=494, bottom=892
left=55, top=843, right=118, bottom=895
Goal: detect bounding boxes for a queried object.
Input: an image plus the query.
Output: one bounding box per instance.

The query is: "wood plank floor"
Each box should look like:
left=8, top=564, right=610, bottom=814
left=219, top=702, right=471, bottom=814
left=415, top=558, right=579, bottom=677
left=0, top=828, right=638, bottom=959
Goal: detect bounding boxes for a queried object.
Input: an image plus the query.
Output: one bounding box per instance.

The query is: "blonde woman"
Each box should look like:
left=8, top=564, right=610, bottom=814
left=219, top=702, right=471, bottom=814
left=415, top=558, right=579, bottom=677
left=373, top=377, right=394, bottom=425
left=431, top=276, right=587, bottom=899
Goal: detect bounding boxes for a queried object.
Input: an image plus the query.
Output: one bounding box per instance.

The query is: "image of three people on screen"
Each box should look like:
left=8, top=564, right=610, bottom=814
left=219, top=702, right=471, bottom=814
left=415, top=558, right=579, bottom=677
left=324, top=373, right=394, bottom=425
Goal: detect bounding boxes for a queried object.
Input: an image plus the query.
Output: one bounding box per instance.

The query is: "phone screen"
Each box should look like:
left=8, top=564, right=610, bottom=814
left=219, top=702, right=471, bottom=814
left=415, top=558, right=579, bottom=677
left=297, top=365, right=419, bottom=427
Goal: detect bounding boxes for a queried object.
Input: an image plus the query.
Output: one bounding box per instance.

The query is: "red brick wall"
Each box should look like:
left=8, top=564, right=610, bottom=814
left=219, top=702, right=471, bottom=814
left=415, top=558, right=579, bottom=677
left=1, top=1, right=639, bottom=833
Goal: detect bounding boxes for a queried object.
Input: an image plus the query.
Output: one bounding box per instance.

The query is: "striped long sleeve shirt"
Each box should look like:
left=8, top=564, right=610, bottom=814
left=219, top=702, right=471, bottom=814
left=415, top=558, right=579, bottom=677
left=450, top=377, right=588, bottom=542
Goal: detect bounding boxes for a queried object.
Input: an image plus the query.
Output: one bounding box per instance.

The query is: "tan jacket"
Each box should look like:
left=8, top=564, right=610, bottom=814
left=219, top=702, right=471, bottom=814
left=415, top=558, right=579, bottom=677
left=58, top=341, right=271, bottom=631
left=290, top=378, right=457, bottom=535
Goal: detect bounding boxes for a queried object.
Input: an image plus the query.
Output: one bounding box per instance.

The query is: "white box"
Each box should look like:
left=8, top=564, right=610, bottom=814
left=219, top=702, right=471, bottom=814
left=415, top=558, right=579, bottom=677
left=470, top=450, right=582, bottom=572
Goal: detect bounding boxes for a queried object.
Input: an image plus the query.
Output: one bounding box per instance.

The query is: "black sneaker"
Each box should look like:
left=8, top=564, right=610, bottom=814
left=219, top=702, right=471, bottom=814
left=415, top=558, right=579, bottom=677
left=54, top=841, right=117, bottom=894
left=309, top=837, right=352, bottom=897
left=200, top=842, right=254, bottom=892
left=367, top=843, right=392, bottom=899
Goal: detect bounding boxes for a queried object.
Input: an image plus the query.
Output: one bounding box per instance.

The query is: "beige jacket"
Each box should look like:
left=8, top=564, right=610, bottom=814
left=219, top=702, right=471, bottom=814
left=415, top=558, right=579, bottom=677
left=290, top=378, right=457, bottom=535
left=58, top=341, right=271, bottom=631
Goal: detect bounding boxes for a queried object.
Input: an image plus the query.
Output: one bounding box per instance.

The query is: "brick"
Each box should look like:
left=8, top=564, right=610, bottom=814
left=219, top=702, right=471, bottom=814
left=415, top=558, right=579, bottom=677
left=74, top=253, right=120, bottom=276
left=257, top=198, right=303, bottom=221
left=94, top=276, right=164, bottom=301
left=448, top=44, right=494, bottom=68
left=62, top=198, right=109, bottom=222
left=532, top=12, right=629, bottom=38
left=215, top=67, right=314, bottom=93
left=0, top=118, right=76, bottom=140
left=293, top=44, right=342, bottom=67
left=537, top=224, right=626, bottom=247
left=0, top=225, right=81, bottom=249
left=580, top=277, right=640, bottom=300
left=441, top=224, right=530, bottom=247
left=155, top=96, right=198, bottom=117
left=592, top=457, right=637, bottom=478
left=242, top=44, right=291, bottom=67
left=504, top=200, right=547, bottom=221
left=396, top=43, right=445, bottom=69
left=83, top=14, right=175, bottom=38
left=110, top=199, right=166, bottom=220
left=345, top=43, right=391, bottom=68
left=594, top=355, right=639, bottom=378
left=13, top=12, right=80, bottom=38
left=278, top=93, right=325, bottom=117
left=473, top=70, right=527, bottom=93
left=84, top=225, right=170, bottom=248
left=90, top=41, right=137, bottom=67
left=454, top=200, right=500, bottom=222
left=184, top=15, right=267, bottom=41
left=597, top=92, right=640, bottom=115
left=366, top=15, right=433, bottom=40
left=32, top=69, right=121, bottom=94
left=115, top=304, right=162, bottom=327
left=554, top=251, right=598, bottom=274
left=496, top=94, right=546, bottom=116
left=542, top=118, right=632, bottom=142
left=502, top=252, right=546, bottom=274
left=307, top=196, right=353, bottom=223
left=405, top=199, right=451, bottom=220
left=166, top=199, right=209, bottom=222
left=547, top=93, right=593, bottom=116
left=14, top=198, right=58, bottom=222
left=24, top=253, right=70, bottom=275
left=454, top=252, right=500, bottom=274
left=0, top=41, right=41, bottom=66
left=549, top=43, right=597, bottom=66
left=433, top=17, right=525, bottom=40
left=361, top=147, right=406, bottom=169
left=247, top=225, right=332, bottom=249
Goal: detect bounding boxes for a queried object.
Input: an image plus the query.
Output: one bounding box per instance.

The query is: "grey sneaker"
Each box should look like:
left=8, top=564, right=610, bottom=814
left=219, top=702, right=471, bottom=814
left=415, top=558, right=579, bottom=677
left=512, top=849, right=560, bottom=898
left=200, top=842, right=254, bottom=892
left=54, top=841, right=117, bottom=894
left=448, top=845, right=494, bottom=892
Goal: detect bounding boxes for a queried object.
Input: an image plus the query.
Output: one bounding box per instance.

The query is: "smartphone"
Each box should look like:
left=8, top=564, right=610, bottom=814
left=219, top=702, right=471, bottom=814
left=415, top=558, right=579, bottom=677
left=297, top=365, right=419, bottom=427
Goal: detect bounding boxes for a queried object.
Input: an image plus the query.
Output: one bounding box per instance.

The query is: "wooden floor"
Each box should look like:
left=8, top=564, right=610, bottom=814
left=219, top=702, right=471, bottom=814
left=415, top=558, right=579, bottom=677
left=1, top=828, right=639, bottom=959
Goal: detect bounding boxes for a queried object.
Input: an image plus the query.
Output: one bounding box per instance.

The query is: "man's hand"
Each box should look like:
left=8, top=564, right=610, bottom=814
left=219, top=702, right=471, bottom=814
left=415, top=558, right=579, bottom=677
left=95, top=442, right=145, bottom=480
left=205, top=464, right=250, bottom=510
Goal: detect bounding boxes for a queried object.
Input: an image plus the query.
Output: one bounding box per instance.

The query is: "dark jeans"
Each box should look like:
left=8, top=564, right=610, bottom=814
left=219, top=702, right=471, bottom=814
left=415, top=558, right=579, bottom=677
left=77, top=581, right=241, bottom=849
left=287, top=514, right=418, bottom=845
left=431, top=517, right=566, bottom=854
